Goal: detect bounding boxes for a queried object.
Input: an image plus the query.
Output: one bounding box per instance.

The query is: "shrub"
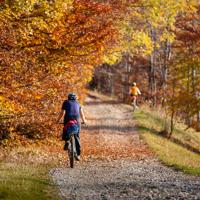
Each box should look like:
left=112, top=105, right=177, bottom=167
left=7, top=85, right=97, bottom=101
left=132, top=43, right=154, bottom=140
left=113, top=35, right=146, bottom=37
left=0, top=122, right=11, bottom=145
left=16, top=123, right=46, bottom=140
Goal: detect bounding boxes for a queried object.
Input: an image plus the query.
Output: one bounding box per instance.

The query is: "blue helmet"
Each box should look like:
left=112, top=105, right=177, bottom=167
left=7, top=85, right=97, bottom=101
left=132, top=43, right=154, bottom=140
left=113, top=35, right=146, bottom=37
left=68, top=93, right=77, bottom=100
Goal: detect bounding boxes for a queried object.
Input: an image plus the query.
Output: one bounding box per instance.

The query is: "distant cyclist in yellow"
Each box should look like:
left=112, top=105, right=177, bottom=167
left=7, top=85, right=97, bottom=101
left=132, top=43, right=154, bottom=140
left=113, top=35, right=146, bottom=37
left=129, top=82, right=141, bottom=109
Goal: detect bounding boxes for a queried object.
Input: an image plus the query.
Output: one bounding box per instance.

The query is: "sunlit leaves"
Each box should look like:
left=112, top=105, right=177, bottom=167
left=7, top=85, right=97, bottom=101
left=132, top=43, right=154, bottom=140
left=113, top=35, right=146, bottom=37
left=0, top=0, right=118, bottom=139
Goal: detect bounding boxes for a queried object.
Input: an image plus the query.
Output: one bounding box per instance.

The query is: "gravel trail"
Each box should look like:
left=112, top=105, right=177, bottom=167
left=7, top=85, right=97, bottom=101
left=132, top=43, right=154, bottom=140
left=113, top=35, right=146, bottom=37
left=50, top=93, right=200, bottom=200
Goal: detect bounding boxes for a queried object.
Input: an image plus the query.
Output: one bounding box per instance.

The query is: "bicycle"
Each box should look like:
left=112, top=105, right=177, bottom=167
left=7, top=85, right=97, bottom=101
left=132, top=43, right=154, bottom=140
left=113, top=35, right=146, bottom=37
left=60, top=122, right=84, bottom=168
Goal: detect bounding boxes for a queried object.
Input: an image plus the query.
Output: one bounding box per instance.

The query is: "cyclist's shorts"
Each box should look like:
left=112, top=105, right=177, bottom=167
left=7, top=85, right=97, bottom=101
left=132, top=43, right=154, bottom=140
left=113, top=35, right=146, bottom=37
left=62, top=124, right=79, bottom=141
left=130, top=94, right=137, bottom=97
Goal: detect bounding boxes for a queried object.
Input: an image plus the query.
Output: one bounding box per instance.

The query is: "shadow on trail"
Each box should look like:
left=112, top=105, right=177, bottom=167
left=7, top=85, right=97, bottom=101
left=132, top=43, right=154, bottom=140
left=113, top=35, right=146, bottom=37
left=87, top=94, right=99, bottom=99
left=85, top=101, right=123, bottom=106
left=74, top=180, right=191, bottom=194
left=87, top=117, right=131, bottom=120
left=82, top=125, right=137, bottom=134
left=68, top=178, right=199, bottom=198
left=137, top=125, right=158, bottom=135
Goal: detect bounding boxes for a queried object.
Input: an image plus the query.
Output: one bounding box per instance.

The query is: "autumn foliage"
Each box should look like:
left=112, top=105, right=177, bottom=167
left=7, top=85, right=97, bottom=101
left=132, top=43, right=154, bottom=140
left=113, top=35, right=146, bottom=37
left=0, top=0, right=119, bottom=144
left=0, top=0, right=200, bottom=146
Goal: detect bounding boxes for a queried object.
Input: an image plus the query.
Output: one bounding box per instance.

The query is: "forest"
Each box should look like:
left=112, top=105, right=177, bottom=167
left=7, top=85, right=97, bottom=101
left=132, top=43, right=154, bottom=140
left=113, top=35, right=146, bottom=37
left=0, top=1, right=200, bottom=200
left=0, top=0, right=200, bottom=146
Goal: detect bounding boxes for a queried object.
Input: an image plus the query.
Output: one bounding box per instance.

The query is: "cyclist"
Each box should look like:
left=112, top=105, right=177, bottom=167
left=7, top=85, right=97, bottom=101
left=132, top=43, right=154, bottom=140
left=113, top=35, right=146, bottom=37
left=56, top=93, right=87, bottom=161
left=129, top=82, right=141, bottom=109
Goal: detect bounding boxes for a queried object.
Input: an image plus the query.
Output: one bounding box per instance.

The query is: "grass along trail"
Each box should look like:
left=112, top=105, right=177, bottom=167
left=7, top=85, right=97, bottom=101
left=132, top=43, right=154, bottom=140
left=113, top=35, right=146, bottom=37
left=50, top=92, right=200, bottom=200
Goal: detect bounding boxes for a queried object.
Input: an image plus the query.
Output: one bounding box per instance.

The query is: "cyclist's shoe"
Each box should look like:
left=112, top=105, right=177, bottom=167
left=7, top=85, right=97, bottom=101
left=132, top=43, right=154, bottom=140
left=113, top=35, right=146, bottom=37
left=64, top=141, right=70, bottom=150
left=75, top=155, right=80, bottom=161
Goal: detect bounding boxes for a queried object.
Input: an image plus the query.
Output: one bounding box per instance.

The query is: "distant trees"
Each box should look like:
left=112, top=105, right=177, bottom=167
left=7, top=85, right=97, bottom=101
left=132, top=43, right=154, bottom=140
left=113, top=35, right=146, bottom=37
left=93, top=0, right=200, bottom=132
left=167, top=7, right=200, bottom=132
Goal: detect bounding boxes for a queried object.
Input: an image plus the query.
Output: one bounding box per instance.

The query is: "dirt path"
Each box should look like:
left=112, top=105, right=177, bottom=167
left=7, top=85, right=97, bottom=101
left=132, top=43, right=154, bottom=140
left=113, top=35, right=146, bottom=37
left=50, top=92, right=200, bottom=200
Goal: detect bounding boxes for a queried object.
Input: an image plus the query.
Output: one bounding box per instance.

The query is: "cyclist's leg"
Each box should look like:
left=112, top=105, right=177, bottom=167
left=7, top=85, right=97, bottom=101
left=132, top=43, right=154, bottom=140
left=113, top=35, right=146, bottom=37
left=66, top=124, right=80, bottom=156
left=74, top=125, right=81, bottom=156
left=63, top=125, right=70, bottom=150
left=130, top=94, right=133, bottom=105
left=75, top=134, right=80, bottom=156
left=133, top=96, right=138, bottom=108
left=64, top=136, right=70, bottom=150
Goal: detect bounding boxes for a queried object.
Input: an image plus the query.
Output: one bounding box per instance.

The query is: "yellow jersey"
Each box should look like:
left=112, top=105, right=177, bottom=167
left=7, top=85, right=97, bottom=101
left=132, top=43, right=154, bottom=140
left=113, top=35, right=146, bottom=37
left=130, top=86, right=140, bottom=96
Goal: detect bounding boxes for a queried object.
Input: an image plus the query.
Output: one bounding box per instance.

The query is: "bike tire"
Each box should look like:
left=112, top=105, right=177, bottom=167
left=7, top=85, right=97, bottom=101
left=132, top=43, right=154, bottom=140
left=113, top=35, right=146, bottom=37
left=69, top=135, right=75, bottom=168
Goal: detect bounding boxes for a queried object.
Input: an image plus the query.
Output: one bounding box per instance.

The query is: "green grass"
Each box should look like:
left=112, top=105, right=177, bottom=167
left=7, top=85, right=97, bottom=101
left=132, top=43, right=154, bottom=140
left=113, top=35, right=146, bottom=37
left=0, top=163, right=59, bottom=200
left=135, top=108, right=200, bottom=176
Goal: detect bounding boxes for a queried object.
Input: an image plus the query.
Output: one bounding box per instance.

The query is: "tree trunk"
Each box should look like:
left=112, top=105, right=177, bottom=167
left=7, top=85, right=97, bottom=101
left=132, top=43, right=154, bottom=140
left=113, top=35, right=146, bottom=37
left=168, top=78, right=176, bottom=138
left=162, top=40, right=171, bottom=106
left=185, top=65, right=192, bottom=126
left=149, top=27, right=157, bottom=106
